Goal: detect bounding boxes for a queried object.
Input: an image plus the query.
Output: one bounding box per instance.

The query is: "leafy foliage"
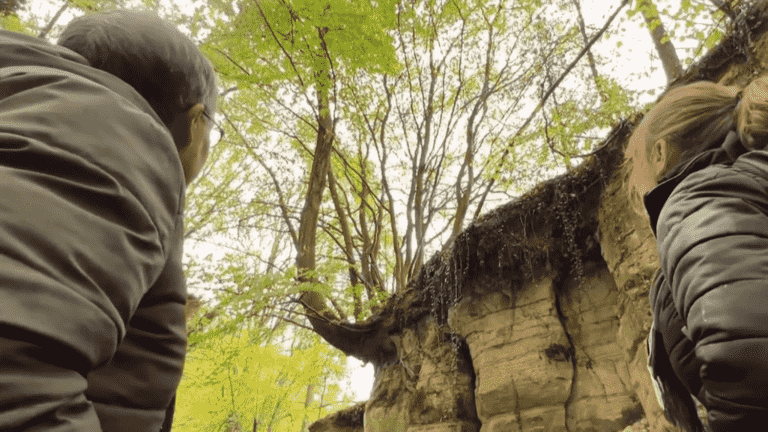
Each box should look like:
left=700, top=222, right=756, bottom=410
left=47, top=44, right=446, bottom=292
left=176, top=321, right=353, bottom=432
left=183, top=0, right=730, bottom=359
left=0, top=11, right=35, bottom=34
left=204, top=0, right=400, bottom=89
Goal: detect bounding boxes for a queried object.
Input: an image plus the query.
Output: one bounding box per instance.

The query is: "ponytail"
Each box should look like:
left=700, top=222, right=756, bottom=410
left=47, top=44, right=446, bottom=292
left=736, top=76, right=768, bottom=150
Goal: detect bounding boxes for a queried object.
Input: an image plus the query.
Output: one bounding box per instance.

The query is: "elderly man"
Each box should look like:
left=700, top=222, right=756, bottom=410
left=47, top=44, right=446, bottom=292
left=0, top=10, right=218, bottom=431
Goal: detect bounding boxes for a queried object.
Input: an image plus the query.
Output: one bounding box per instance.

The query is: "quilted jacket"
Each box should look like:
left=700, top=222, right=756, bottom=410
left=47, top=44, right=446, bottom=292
left=0, top=29, right=187, bottom=431
left=645, top=131, right=768, bottom=431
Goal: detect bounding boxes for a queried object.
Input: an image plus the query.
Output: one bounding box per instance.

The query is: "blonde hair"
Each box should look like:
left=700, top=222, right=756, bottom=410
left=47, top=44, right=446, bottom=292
left=621, top=76, right=768, bottom=215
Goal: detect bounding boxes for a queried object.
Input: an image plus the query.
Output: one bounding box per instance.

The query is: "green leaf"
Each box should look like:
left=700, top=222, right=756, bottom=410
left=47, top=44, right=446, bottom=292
left=704, top=30, right=723, bottom=50
left=0, top=14, right=36, bottom=35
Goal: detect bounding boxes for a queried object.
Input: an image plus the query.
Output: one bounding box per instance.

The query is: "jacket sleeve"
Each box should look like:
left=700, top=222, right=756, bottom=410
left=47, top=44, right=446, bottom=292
left=656, top=152, right=768, bottom=430
left=85, top=216, right=187, bottom=432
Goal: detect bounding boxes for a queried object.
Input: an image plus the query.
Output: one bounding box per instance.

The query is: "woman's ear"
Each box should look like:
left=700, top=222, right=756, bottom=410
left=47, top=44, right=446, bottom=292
left=178, top=103, right=208, bottom=185
left=651, top=139, right=681, bottom=181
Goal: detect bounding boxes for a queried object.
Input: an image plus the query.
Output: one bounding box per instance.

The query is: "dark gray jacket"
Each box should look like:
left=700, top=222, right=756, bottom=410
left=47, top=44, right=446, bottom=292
left=645, top=131, right=768, bottom=431
left=0, top=29, right=187, bottom=431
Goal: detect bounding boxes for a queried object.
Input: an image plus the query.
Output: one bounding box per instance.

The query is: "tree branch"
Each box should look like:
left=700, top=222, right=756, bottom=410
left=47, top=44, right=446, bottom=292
left=709, top=0, right=736, bottom=21
left=473, top=0, right=630, bottom=220
left=221, top=110, right=300, bottom=250
left=252, top=0, right=306, bottom=88
left=213, top=48, right=252, bottom=76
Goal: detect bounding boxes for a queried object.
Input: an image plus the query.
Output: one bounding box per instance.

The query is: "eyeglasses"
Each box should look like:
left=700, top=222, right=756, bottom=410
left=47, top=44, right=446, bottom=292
left=203, top=111, right=225, bottom=146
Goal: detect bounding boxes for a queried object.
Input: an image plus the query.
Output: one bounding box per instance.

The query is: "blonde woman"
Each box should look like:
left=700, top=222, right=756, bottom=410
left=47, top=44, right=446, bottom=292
left=623, top=77, right=768, bottom=432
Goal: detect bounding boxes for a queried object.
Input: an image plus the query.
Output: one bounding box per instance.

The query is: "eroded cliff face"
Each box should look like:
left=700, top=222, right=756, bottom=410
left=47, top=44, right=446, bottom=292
left=365, top=313, right=479, bottom=432
left=441, top=255, right=652, bottom=432
left=350, top=173, right=671, bottom=432
left=449, top=271, right=575, bottom=432
left=307, top=141, right=673, bottom=432
left=599, top=170, right=674, bottom=432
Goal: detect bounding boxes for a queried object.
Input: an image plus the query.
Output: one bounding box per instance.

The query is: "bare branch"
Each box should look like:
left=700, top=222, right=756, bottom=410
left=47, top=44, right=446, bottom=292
left=327, top=169, right=364, bottom=318
left=251, top=0, right=306, bottom=88
left=213, top=48, right=252, bottom=76
left=221, top=110, right=300, bottom=250
left=473, top=0, right=630, bottom=220
left=220, top=86, right=239, bottom=98
left=317, top=24, right=339, bottom=120
left=328, top=296, right=348, bottom=322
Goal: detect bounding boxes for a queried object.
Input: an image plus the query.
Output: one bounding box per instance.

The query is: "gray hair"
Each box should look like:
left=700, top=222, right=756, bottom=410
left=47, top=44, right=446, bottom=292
left=58, top=10, right=218, bottom=148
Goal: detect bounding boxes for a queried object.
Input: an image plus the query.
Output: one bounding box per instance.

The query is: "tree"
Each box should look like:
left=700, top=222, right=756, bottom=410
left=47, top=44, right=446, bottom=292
left=36, top=0, right=67, bottom=39
left=198, top=0, right=650, bottom=366
left=631, top=0, right=683, bottom=83
left=0, top=0, right=35, bottom=34
left=201, top=0, right=404, bottom=365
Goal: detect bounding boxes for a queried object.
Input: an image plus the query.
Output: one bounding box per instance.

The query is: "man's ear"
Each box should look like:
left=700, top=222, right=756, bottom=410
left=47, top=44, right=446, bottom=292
left=178, top=103, right=208, bottom=185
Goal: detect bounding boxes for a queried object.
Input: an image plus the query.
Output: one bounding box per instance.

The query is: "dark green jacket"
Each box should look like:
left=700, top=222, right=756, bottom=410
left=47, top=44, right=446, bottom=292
left=0, top=30, right=186, bottom=431
left=645, top=131, right=768, bottom=431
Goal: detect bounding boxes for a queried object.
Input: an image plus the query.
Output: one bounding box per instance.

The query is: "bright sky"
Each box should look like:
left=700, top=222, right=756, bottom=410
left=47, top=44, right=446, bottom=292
left=22, top=0, right=683, bottom=405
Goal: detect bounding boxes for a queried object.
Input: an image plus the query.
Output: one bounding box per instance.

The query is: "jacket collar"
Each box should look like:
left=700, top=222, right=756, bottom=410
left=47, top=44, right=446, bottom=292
left=643, top=131, right=747, bottom=236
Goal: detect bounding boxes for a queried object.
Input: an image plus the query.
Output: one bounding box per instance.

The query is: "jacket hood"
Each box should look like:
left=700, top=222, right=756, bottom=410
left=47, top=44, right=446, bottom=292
left=0, top=29, right=163, bottom=127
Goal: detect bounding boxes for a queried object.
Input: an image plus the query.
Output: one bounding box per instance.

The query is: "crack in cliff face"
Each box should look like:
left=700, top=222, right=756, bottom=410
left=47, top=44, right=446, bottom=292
left=447, top=332, right=481, bottom=430
left=550, top=176, right=583, bottom=432
left=552, top=276, right=577, bottom=432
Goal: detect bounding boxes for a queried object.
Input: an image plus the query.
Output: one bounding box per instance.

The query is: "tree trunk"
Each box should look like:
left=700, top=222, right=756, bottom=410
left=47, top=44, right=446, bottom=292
left=637, top=0, right=683, bottom=84
left=572, top=0, right=609, bottom=103
left=327, top=169, right=363, bottom=318
left=294, top=28, right=397, bottom=365
left=300, top=384, right=314, bottom=431
left=37, top=0, right=67, bottom=40
left=296, top=27, right=339, bottom=336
